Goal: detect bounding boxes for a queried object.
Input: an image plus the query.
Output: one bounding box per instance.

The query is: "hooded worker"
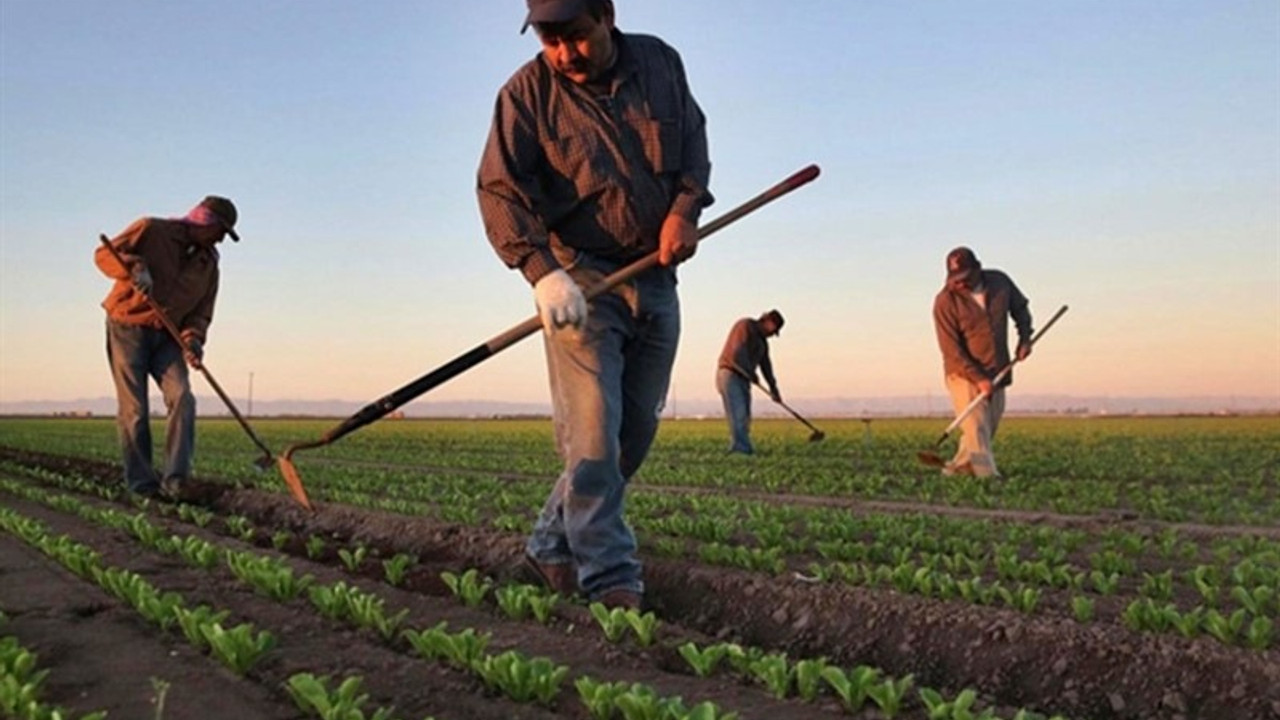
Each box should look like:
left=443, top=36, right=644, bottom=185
left=931, top=246, right=1033, bottom=477
left=94, top=195, right=239, bottom=501
left=716, top=309, right=784, bottom=454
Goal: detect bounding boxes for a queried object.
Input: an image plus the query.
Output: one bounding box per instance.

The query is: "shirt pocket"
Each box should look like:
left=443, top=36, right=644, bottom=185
left=636, top=117, right=683, bottom=175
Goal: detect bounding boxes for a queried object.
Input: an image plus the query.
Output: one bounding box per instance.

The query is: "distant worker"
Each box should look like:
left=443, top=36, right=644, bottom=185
left=477, top=0, right=712, bottom=610
left=716, top=309, right=784, bottom=454
left=932, top=247, right=1033, bottom=477
left=94, top=196, right=240, bottom=501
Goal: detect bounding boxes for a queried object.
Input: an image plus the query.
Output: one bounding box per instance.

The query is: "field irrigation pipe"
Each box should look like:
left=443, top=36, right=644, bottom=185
left=97, top=235, right=277, bottom=475
left=278, top=164, right=822, bottom=509
left=917, top=303, right=1069, bottom=467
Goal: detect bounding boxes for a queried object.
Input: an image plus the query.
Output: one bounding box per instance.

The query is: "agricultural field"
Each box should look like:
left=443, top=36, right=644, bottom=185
left=0, top=414, right=1277, bottom=720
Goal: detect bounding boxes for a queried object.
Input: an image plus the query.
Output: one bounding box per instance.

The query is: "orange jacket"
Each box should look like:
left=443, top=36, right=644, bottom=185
left=95, top=217, right=220, bottom=341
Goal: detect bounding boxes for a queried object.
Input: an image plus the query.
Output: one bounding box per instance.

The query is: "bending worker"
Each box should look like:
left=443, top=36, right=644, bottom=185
left=716, top=309, right=784, bottom=454
left=94, top=195, right=240, bottom=502
left=932, top=246, right=1033, bottom=477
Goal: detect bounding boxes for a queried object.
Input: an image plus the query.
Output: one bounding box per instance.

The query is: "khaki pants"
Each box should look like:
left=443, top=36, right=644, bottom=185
left=944, top=373, right=1005, bottom=477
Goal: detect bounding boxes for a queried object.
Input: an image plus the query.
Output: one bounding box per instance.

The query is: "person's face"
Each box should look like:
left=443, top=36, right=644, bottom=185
left=190, top=223, right=227, bottom=247
left=948, top=267, right=981, bottom=292
left=536, top=9, right=615, bottom=85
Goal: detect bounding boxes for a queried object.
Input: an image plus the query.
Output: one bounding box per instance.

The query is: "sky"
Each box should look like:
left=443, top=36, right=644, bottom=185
left=1, top=0, right=1277, bottom=410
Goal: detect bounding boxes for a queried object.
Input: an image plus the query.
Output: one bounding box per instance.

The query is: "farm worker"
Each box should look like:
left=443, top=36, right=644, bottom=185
left=932, top=246, right=1033, bottom=477
left=715, top=310, right=785, bottom=454
left=477, top=0, right=712, bottom=609
left=94, top=196, right=240, bottom=502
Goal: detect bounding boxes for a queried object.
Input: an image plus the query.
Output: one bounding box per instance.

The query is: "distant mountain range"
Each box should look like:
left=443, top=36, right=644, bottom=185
left=4, top=395, right=1276, bottom=418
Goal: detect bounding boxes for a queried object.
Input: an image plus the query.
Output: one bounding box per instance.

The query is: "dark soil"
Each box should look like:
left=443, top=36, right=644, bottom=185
left=1, top=446, right=1278, bottom=720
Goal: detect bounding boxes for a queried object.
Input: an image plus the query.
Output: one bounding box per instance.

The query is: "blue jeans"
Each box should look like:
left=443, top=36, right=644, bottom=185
left=716, top=368, right=753, bottom=453
left=105, top=320, right=196, bottom=493
left=527, top=260, right=679, bottom=600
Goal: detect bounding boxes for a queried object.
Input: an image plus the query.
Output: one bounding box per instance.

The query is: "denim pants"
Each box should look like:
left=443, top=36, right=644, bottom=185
left=944, top=373, right=1006, bottom=477
left=716, top=368, right=753, bottom=453
left=526, top=262, right=679, bottom=600
left=106, top=320, right=196, bottom=493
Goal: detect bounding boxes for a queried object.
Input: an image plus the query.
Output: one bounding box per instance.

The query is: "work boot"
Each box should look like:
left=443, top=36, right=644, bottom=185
left=522, top=555, right=578, bottom=597
left=595, top=588, right=642, bottom=611
left=941, top=461, right=974, bottom=477
left=130, top=484, right=162, bottom=502
left=160, top=476, right=199, bottom=504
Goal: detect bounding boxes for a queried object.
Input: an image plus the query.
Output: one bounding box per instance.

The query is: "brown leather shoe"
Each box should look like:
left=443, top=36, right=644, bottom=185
left=523, top=555, right=578, bottom=597
left=595, top=588, right=642, bottom=610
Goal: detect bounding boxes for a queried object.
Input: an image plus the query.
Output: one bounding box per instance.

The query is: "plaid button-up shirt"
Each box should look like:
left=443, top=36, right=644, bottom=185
left=478, top=30, right=712, bottom=285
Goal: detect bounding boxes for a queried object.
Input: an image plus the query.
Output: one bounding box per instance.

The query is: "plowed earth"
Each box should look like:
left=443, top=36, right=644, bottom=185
left=1, top=446, right=1277, bottom=720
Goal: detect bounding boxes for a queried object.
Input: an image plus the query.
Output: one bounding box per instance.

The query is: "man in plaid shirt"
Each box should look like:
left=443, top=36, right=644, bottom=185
left=478, top=0, right=712, bottom=609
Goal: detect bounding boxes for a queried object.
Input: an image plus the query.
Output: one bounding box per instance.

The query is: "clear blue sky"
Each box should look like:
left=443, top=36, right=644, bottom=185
left=2, top=0, right=1277, bottom=407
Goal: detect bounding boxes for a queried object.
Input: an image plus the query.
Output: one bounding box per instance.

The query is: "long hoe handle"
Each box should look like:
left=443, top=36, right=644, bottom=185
left=928, top=303, right=1070, bottom=449
left=98, top=235, right=277, bottom=472
left=279, top=164, right=822, bottom=507
left=748, top=376, right=824, bottom=438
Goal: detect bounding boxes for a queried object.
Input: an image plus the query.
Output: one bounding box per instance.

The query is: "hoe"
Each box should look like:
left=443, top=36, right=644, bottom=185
left=917, top=304, right=1069, bottom=469
left=749, top=377, right=825, bottom=442
left=278, top=164, right=822, bottom=510
left=98, top=235, right=277, bottom=477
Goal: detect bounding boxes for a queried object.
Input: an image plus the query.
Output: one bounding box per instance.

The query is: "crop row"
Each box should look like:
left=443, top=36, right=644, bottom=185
left=0, top=468, right=1077, bottom=720
left=2, top=416, right=1276, bottom=525
left=4, top=455, right=1276, bottom=652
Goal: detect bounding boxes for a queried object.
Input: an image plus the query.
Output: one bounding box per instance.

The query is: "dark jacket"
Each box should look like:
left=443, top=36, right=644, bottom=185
left=933, top=269, right=1032, bottom=386
left=718, top=318, right=777, bottom=393
left=95, top=217, right=220, bottom=341
left=477, top=30, right=712, bottom=285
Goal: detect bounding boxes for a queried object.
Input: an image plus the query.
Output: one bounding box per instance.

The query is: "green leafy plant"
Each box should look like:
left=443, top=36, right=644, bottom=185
left=867, top=674, right=914, bottom=718
left=821, top=664, right=881, bottom=713
left=624, top=610, right=660, bottom=648
left=473, top=650, right=568, bottom=706
left=381, top=553, right=416, bottom=587
left=174, top=604, right=231, bottom=650
left=575, top=676, right=629, bottom=720
left=1245, top=615, right=1274, bottom=650
left=305, top=535, right=327, bottom=560
left=748, top=652, right=792, bottom=700
left=402, top=622, right=491, bottom=670
left=225, top=515, right=255, bottom=542
left=1071, top=595, right=1095, bottom=622
left=589, top=603, right=631, bottom=644
left=678, top=642, right=728, bottom=678
left=285, top=672, right=400, bottom=720
left=201, top=622, right=275, bottom=675
left=338, top=545, right=368, bottom=572
left=441, top=569, right=493, bottom=607
left=792, top=657, right=828, bottom=702
left=271, top=530, right=292, bottom=551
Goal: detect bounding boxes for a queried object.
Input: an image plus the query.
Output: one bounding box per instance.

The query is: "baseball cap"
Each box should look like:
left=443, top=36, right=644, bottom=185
left=946, top=246, right=980, bottom=282
left=761, top=309, right=785, bottom=335
left=200, top=196, right=240, bottom=242
left=521, top=0, right=587, bottom=34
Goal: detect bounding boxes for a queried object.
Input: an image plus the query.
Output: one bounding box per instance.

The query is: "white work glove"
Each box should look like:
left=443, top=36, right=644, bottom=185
left=130, top=263, right=153, bottom=294
left=533, top=269, right=587, bottom=332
